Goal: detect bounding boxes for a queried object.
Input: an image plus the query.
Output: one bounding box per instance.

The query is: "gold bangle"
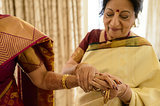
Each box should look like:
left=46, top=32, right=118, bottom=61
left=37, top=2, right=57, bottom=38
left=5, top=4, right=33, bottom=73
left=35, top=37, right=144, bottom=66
left=62, top=74, right=70, bottom=89
left=104, top=90, right=110, bottom=104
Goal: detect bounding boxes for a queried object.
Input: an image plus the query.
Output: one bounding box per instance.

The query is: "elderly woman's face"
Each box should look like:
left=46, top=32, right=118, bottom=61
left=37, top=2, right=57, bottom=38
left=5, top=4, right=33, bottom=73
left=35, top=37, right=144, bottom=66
left=103, top=0, right=135, bottom=40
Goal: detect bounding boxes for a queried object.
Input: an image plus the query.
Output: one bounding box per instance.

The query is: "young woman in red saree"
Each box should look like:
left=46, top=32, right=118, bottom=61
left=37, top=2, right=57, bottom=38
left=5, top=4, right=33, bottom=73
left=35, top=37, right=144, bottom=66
left=0, top=14, right=79, bottom=106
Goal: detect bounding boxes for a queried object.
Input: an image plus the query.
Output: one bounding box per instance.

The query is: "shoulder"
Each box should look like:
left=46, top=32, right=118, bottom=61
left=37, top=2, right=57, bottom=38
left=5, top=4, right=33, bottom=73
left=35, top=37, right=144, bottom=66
left=79, top=29, right=102, bottom=51
left=0, top=14, right=10, bottom=19
left=86, top=29, right=102, bottom=44
left=130, top=32, right=151, bottom=45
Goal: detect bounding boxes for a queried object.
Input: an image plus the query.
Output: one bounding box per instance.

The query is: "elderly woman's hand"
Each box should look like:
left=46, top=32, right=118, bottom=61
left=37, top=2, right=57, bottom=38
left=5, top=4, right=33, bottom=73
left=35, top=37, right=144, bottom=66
left=75, top=63, right=99, bottom=92
left=104, top=73, right=132, bottom=103
left=91, top=73, right=132, bottom=104
left=91, top=73, right=119, bottom=99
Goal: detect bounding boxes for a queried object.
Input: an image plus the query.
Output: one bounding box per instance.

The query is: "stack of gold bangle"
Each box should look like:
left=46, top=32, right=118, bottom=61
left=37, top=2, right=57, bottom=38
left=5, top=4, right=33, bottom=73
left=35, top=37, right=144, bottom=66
left=62, top=74, right=70, bottom=89
left=104, top=90, right=110, bottom=104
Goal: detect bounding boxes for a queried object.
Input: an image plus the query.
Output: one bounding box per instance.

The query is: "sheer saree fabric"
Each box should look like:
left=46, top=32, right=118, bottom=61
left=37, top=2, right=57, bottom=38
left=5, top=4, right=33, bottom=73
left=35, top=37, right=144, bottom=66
left=72, top=30, right=160, bottom=106
left=0, top=14, right=54, bottom=105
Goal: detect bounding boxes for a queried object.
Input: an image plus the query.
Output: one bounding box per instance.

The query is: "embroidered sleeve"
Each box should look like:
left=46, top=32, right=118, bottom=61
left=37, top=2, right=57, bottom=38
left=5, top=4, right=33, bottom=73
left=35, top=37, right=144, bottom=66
left=17, top=39, right=54, bottom=73
left=71, top=47, right=84, bottom=63
left=71, top=29, right=101, bottom=63
left=17, top=47, right=42, bottom=73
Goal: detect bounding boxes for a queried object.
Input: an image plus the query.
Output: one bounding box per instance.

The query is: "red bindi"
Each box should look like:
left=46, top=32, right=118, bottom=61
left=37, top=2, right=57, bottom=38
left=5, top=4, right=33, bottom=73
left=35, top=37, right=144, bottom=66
left=116, top=9, right=119, bottom=12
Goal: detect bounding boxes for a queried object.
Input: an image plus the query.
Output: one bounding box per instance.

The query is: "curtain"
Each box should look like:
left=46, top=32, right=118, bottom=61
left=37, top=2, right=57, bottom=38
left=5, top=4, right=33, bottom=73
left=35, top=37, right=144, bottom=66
left=1, top=0, right=54, bottom=35
left=1, top=0, right=84, bottom=106
left=146, top=0, right=160, bottom=59
left=52, top=0, right=83, bottom=106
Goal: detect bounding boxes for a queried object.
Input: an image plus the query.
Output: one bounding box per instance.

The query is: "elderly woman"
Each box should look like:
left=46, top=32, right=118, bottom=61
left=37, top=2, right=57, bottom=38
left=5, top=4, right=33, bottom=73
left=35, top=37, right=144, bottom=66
left=0, top=14, right=79, bottom=105
left=62, top=0, right=160, bottom=105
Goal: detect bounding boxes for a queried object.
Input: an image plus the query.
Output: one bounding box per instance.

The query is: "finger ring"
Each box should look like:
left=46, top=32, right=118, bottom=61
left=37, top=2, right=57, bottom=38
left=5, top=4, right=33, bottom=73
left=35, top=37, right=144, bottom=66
left=101, top=90, right=106, bottom=96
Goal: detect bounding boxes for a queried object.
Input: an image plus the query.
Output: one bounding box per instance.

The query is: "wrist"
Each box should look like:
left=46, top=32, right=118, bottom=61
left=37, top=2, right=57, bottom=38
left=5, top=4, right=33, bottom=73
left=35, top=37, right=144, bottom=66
left=117, top=84, right=127, bottom=97
left=118, top=84, right=132, bottom=104
left=74, top=63, right=88, bottom=74
left=65, top=75, right=78, bottom=89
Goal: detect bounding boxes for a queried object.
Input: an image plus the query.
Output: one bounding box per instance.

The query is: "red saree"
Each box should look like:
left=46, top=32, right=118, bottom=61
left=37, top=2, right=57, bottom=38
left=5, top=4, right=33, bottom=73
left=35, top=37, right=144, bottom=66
left=0, top=14, right=54, bottom=106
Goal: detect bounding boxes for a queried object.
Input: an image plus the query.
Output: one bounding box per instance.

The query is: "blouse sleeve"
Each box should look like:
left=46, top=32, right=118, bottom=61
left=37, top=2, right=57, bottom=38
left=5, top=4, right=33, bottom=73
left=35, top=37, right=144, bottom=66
left=17, top=39, right=54, bottom=73
left=71, top=32, right=90, bottom=63
left=71, top=29, right=101, bottom=63
left=17, top=46, right=43, bottom=73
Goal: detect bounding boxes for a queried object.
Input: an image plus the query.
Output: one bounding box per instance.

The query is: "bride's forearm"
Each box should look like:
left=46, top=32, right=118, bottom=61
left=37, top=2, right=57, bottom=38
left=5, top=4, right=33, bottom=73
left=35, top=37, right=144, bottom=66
left=43, top=72, right=78, bottom=90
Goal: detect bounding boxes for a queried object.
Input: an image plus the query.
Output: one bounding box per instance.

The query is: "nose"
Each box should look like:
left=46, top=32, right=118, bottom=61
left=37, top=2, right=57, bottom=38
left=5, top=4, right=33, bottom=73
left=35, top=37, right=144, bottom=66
left=110, top=13, right=120, bottom=27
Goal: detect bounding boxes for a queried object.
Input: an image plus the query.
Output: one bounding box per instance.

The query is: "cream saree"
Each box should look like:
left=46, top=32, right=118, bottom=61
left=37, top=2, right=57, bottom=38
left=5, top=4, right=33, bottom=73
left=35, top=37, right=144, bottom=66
left=76, top=33, right=160, bottom=106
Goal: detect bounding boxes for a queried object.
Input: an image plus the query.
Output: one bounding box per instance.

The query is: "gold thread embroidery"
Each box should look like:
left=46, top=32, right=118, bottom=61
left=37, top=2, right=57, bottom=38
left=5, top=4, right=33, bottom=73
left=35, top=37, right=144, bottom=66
left=0, top=80, right=13, bottom=99
left=71, top=47, right=84, bottom=63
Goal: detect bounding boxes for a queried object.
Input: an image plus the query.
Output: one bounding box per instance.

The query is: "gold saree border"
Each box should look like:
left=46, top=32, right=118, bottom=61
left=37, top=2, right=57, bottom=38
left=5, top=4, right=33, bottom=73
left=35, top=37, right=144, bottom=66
left=87, top=36, right=151, bottom=52
left=0, top=15, right=47, bottom=65
left=0, top=80, right=13, bottom=99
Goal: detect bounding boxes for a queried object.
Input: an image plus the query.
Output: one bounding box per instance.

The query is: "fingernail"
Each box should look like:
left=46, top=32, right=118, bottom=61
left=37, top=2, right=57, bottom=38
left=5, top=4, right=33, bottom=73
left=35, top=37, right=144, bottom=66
left=113, top=85, right=115, bottom=89
left=119, top=81, right=122, bottom=84
left=99, top=73, right=102, bottom=75
left=116, top=87, right=118, bottom=90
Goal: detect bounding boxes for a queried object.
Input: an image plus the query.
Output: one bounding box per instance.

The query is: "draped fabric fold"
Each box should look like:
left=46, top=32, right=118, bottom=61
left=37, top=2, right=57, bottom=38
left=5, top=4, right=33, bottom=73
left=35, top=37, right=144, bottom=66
left=78, top=38, right=160, bottom=106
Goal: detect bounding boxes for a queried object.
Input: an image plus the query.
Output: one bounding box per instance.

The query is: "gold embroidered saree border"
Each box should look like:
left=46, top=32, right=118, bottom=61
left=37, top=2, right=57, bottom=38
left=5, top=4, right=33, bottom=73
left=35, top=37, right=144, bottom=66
left=0, top=15, right=47, bottom=65
left=0, top=80, right=13, bottom=99
left=87, top=36, right=151, bottom=52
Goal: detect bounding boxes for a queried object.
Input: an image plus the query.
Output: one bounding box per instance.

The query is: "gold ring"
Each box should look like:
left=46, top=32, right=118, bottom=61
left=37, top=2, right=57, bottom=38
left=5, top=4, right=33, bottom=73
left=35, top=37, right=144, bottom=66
left=104, top=90, right=110, bottom=104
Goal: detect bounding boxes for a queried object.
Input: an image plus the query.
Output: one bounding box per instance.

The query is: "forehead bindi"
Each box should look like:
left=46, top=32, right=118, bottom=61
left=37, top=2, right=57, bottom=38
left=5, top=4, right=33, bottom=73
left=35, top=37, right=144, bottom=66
left=116, top=9, right=120, bottom=12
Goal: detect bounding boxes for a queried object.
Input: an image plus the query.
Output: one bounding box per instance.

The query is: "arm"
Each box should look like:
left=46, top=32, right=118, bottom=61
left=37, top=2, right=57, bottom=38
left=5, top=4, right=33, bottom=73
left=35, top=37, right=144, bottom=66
left=62, top=58, right=78, bottom=75
left=62, top=45, right=102, bottom=92
left=17, top=46, right=78, bottom=90
left=62, top=51, right=115, bottom=92
left=27, top=63, right=78, bottom=90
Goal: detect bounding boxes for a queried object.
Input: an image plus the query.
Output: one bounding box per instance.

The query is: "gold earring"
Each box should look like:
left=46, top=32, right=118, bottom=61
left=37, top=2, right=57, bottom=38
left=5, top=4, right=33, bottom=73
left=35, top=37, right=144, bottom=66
left=133, top=22, right=136, bottom=27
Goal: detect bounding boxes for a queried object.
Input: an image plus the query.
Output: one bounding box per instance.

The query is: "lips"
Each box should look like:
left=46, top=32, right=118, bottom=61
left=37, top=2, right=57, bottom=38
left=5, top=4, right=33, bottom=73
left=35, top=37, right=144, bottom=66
left=108, top=26, right=121, bottom=32
left=110, top=28, right=121, bottom=31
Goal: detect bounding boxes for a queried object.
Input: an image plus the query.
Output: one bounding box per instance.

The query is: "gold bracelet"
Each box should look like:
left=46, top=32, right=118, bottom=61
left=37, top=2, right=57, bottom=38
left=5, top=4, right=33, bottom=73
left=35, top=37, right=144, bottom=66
left=104, top=90, right=110, bottom=104
left=62, top=74, right=70, bottom=89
